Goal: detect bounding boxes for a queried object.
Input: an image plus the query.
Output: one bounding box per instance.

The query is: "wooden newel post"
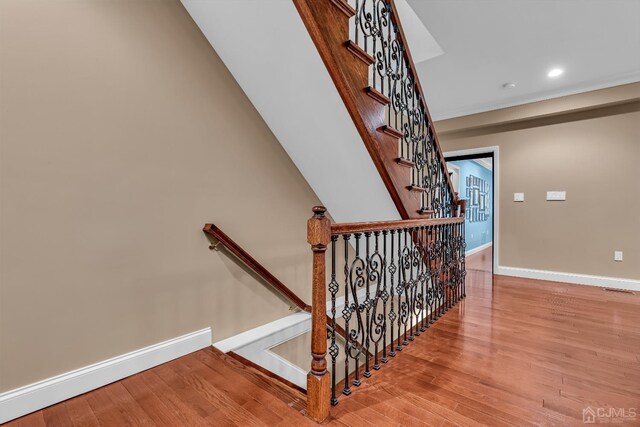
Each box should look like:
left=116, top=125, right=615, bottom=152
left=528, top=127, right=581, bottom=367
left=306, top=206, right=331, bottom=422
left=453, top=192, right=459, bottom=217
left=458, top=199, right=467, bottom=218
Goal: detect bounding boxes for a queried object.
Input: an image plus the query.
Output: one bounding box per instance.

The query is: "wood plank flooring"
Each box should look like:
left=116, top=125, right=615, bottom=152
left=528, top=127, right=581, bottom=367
left=6, top=266, right=640, bottom=426
left=330, top=271, right=640, bottom=426
left=465, top=245, right=492, bottom=273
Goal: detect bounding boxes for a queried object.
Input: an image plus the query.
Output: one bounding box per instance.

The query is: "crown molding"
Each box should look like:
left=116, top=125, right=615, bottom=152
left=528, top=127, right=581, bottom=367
left=432, top=71, right=640, bottom=121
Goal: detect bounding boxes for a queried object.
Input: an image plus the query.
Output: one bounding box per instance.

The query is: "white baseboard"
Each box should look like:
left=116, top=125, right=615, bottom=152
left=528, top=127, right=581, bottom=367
left=213, top=313, right=310, bottom=389
left=213, top=312, right=310, bottom=353
left=0, top=327, right=212, bottom=424
left=465, top=242, right=492, bottom=257
left=496, top=266, right=640, bottom=292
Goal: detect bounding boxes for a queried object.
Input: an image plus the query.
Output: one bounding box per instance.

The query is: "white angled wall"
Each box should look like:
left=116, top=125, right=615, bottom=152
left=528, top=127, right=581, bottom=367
left=181, top=0, right=399, bottom=223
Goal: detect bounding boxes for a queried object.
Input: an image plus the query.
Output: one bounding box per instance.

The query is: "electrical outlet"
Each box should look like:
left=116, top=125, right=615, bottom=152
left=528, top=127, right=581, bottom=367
left=514, top=192, right=524, bottom=202
left=614, top=251, right=623, bottom=262
left=547, top=191, right=566, bottom=201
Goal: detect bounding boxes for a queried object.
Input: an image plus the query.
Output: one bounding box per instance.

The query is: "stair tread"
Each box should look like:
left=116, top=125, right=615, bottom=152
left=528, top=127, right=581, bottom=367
left=345, top=40, right=374, bottom=65
left=408, top=185, right=427, bottom=193
left=366, top=86, right=390, bottom=105
left=378, top=125, right=404, bottom=139
left=329, top=0, right=356, bottom=17
left=396, top=158, right=416, bottom=168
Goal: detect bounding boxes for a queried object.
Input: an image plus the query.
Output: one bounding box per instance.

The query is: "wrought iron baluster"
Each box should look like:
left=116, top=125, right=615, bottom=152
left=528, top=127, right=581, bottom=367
left=426, top=224, right=434, bottom=327
left=354, top=0, right=359, bottom=45
left=380, top=231, right=388, bottom=364
left=430, top=225, right=436, bottom=318
left=459, top=221, right=464, bottom=302
left=452, top=223, right=457, bottom=298
left=364, top=232, right=371, bottom=378
left=329, top=236, right=339, bottom=406
left=351, top=233, right=364, bottom=387
left=443, top=223, right=448, bottom=312
left=408, top=227, right=417, bottom=341
left=369, top=231, right=385, bottom=371
left=401, top=228, right=409, bottom=345
left=451, top=223, right=456, bottom=308
left=451, top=223, right=456, bottom=306
left=396, top=228, right=404, bottom=351
left=433, top=225, right=441, bottom=320
left=386, top=3, right=392, bottom=127
left=463, top=220, right=467, bottom=298
left=438, top=224, right=445, bottom=318
left=388, top=229, right=396, bottom=357
left=411, top=226, right=422, bottom=337
left=342, top=234, right=351, bottom=396
left=451, top=223, right=458, bottom=305
left=410, top=72, right=417, bottom=188
left=419, top=225, right=427, bottom=332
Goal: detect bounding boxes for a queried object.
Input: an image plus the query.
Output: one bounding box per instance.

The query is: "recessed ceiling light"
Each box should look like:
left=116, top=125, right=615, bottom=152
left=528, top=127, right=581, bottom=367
left=547, top=68, right=564, bottom=78
left=502, top=82, right=517, bottom=89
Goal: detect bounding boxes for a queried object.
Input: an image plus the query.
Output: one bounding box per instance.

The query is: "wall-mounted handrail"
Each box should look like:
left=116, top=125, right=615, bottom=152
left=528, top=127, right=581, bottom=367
left=203, top=224, right=312, bottom=312
left=203, top=224, right=348, bottom=340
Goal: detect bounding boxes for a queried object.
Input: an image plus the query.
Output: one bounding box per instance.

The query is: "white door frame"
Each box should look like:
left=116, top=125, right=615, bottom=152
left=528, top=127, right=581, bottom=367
left=443, top=146, right=500, bottom=273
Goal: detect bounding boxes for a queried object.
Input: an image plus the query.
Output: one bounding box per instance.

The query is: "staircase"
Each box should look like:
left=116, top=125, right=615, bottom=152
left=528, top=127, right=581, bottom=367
left=290, top=0, right=467, bottom=421
left=196, top=0, right=467, bottom=423
left=294, top=0, right=459, bottom=220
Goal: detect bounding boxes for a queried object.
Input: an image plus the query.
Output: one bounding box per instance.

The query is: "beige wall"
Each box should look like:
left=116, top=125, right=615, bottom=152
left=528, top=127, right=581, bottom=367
left=436, top=84, right=640, bottom=280
left=0, top=0, right=321, bottom=392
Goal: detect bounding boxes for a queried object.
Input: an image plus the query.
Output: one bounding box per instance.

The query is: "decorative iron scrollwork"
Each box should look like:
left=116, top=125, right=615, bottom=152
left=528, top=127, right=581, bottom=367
left=328, top=220, right=465, bottom=405
left=350, top=0, right=455, bottom=217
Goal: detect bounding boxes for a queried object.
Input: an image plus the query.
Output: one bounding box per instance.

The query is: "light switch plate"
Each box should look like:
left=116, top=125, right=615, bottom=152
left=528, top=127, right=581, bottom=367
left=514, top=192, right=524, bottom=202
left=547, top=191, right=566, bottom=201
left=614, top=251, right=623, bottom=262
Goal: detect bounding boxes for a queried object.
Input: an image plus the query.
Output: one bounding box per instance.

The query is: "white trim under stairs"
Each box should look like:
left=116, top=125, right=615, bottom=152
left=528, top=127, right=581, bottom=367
left=213, top=312, right=311, bottom=390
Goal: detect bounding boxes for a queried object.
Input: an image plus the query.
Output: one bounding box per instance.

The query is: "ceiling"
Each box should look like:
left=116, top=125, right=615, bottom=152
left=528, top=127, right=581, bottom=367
left=406, top=0, right=640, bottom=120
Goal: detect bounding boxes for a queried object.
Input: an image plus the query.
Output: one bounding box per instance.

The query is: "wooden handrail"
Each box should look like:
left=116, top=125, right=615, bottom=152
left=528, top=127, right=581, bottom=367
left=331, top=216, right=463, bottom=235
left=306, top=205, right=467, bottom=421
left=203, top=224, right=311, bottom=312
left=387, top=0, right=457, bottom=205
left=203, top=224, right=348, bottom=341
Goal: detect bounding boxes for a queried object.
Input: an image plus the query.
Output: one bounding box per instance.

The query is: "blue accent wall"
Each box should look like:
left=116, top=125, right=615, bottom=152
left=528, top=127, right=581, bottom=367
left=449, top=160, right=493, bottom=252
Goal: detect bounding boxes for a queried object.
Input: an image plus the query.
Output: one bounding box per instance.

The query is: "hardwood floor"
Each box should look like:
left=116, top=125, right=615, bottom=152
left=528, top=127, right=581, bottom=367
left=7, top=270, right=640, bottom=426
left=465, top=245, right=492, bottom=272
left=331, top=272, right=640, bottom=426
left=6, top=349, right=315, bottom=427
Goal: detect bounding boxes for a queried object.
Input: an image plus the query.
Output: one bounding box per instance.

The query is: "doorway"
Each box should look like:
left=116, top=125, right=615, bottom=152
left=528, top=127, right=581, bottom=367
left=445, top=151, right=495, bottom=274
